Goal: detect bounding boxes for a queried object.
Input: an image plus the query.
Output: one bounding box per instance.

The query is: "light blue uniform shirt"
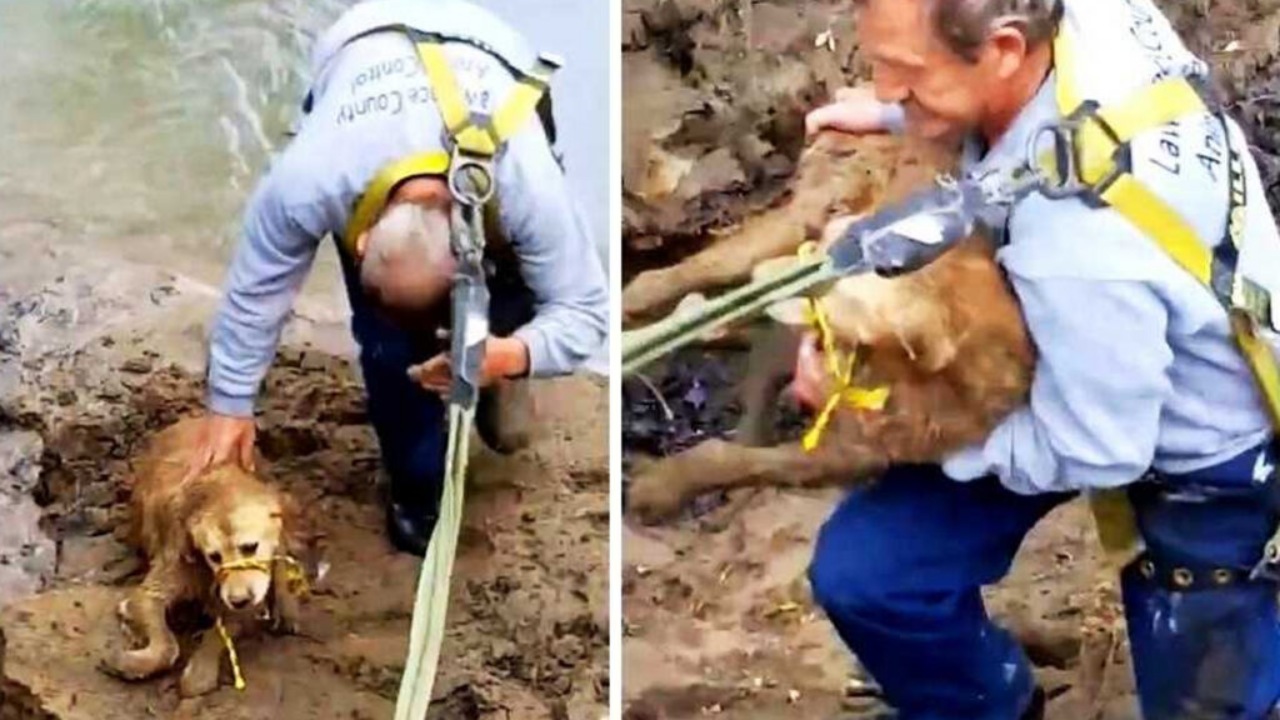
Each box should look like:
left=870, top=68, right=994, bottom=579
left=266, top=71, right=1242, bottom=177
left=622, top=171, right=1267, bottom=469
left=934, top=0, right=1280, bottom=494
left=206, top=0, right=608, bottom=417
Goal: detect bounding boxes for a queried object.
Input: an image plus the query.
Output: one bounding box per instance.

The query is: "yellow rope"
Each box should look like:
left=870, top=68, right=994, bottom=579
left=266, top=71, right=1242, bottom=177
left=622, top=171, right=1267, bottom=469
left=793, top=242, right=890, bottom=452
left=214, top=556, right=310, bottom=597
left=209, top=555, right=311, bottom=693
left=215, top=616, right=247, bottom=692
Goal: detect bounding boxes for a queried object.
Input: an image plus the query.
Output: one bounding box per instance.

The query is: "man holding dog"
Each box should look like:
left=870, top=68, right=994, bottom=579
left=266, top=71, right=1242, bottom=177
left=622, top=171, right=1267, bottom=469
left=803, top=0, right=1280, bottom=717
left=184, top=0, right=608, bottom=557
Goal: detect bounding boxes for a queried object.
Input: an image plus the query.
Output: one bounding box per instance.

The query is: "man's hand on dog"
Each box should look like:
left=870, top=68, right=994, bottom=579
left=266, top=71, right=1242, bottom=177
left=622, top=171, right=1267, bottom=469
left=184, top=413, right=256, bottom=482
left=790, top=331, right=826, bottom=412
left=407, top=335, right=530, bottom=395
left=805, top=85, right=895, bottom=137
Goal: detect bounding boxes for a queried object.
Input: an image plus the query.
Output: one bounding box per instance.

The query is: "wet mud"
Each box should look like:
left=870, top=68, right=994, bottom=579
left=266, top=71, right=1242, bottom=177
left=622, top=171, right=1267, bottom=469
left=0, top=230, right=608, bottom=718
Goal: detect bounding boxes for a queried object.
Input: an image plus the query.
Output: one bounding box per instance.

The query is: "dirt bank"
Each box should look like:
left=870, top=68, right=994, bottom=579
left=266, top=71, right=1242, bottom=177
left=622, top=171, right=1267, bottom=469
left=620, top=0, right=1280, bottom=717
left=0, top=226, right=609, bottom=718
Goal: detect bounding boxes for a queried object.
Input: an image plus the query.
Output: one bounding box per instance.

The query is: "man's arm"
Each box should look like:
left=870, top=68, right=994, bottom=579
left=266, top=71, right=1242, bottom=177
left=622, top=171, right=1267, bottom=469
left=492, top=118, right=609, bottom=377
left=805, top=86, right=906, bottom=137
left=207, top=171, right=321, bottom=416
left=942, top=274, right=1176, bottom=494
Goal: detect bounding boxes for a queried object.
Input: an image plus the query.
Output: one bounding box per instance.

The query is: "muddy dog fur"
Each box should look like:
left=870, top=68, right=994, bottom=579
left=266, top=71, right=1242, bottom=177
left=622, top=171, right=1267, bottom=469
left=624, top=131, right=1036, bottom=521
left=101, top=417, right=317, bottom=697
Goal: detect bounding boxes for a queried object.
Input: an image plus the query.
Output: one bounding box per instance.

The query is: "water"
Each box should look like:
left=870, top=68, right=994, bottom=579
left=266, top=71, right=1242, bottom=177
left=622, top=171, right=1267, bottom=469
left=0, top=0, right=611, bottom=316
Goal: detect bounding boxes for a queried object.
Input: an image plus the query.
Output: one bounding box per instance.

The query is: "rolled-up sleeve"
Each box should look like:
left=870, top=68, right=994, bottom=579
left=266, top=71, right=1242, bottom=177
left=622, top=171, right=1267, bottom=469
left=942, top=274, right=1175, bottom=494
left=494, top=118, right=609, bottom=376
left=206, top=171, right=321, bottom=417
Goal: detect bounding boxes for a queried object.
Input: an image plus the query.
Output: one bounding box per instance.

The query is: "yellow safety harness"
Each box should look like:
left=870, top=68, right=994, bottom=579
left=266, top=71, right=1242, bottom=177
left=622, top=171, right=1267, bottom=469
left=210, top=555, right=311, bottom=692
left=1036, top=24, right=1280, bottom=568
left=340, top=28, right=561, bottom=255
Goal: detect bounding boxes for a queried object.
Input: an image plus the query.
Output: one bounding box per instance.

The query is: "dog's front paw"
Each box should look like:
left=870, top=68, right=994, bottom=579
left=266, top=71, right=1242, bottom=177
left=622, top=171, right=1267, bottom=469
left=270, top=604, right=300, bottom=636
left=179, top=653, right=222, bottom=698
left=101, top=645, right=178, bottom=682
left=269, top=573, right=305, bottom=636
left=626, top=457, right=691, bottom=524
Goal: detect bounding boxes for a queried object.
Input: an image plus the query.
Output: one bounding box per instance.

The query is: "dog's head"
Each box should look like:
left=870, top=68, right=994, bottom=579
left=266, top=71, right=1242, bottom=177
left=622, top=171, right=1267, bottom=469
left=187, top=485, right=285, bottom=612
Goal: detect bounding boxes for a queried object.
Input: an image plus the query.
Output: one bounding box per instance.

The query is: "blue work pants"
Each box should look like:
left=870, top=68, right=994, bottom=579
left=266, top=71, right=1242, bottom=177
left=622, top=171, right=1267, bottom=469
left=808, top=443, right=1280, bottom=719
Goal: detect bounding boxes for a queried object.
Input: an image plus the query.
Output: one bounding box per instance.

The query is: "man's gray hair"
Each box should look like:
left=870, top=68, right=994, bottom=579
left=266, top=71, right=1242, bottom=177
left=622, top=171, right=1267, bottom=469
left=928, top=0, right=1064, bottom=62
left=359, top=201, right=455, bottom=309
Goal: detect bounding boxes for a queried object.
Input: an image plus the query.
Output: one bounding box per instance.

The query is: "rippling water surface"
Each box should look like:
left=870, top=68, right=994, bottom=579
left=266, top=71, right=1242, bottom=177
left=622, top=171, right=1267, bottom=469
left=0, top=0, right=610, bottom=306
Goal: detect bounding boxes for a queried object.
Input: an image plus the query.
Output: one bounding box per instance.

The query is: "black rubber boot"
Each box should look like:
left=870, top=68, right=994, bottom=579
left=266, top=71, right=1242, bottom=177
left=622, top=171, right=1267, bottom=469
left=385, top=500, right=436, bottom=557
left=383, top=471, right=440, bottom=557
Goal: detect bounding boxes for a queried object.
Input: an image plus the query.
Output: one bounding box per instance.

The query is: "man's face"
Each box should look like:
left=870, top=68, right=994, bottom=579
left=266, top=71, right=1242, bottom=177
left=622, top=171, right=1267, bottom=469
left=857, top=0, right=1002, bottom=142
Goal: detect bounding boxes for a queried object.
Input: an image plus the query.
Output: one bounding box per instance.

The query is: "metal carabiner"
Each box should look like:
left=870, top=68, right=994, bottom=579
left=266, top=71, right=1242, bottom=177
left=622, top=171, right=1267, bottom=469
left=447, top=146, right=496, bottom=208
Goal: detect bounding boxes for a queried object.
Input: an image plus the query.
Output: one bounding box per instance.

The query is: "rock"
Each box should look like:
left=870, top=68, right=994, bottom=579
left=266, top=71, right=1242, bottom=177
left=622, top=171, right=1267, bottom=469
left=57, top=535, right=133, bottom=583
left=119, top=357, right=152, bottom=374
left=550, top=633, right=587, bottom=666
left=0, top=495, right=55, bottom=605
left=0, top=433, right=55, bottom=605
left=0, top=431, right=42, bottom=494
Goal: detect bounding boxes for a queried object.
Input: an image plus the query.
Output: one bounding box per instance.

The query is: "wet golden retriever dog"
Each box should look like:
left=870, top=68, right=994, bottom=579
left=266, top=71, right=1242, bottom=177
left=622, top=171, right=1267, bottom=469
left=102, top=417, right=314, bottom=697
left=624, top=131, right=1036, bottom=520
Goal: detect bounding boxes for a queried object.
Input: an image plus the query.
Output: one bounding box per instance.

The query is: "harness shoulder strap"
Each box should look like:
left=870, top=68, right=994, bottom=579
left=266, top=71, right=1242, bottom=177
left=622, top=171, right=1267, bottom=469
left=1040, top=23, right=1280, bottom=569
left=412, top=31, right=561, bottom=160
left=1043, top=24, right=1280, bottom=431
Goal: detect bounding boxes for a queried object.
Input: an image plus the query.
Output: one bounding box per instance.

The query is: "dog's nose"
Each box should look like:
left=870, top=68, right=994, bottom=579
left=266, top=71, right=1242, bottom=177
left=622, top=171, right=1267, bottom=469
left=229, top=596, right=251, bottom=610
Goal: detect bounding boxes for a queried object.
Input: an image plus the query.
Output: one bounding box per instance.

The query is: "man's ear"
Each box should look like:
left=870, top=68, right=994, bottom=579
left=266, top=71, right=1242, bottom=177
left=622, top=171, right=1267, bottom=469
left=355, top=230, right=370, bottom=259
left=984, top=25, right=1030, bottom=82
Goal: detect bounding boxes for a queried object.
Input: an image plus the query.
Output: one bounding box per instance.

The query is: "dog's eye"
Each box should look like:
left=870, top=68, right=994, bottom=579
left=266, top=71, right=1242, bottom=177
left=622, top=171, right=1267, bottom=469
left=208, top=551, right=222, bottom=565
left=240, top=542, right=259, bottom=556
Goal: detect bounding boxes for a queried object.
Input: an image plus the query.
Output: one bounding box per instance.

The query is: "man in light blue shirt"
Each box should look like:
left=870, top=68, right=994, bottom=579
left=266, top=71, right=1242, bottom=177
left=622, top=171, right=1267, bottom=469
left=184, top=0, right=608, bottom=556
left=802, top=0, right=1280, bottom=717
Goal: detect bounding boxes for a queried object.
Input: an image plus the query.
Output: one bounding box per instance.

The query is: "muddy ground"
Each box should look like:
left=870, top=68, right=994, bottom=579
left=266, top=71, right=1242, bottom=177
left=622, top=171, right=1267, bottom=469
left=620, top=1, right=1280, bottom=718
left=0, top=224, right=608, bottom=718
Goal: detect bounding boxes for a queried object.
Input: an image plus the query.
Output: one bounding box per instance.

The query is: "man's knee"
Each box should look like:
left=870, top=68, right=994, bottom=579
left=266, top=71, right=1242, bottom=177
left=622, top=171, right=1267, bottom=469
left=807, top=502, right=897, bottom=616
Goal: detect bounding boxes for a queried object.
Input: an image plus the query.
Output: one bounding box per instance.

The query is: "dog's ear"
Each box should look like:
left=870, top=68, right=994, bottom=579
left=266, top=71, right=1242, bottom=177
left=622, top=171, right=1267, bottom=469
left=278, top=493, right=323, bottom=571
left=180, top=526, right=202, bottom=566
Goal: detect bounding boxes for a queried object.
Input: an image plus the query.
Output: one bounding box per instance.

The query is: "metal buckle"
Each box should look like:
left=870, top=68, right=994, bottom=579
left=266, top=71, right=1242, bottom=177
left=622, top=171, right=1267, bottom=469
left=1027, top=100, right=1125, bottom=201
